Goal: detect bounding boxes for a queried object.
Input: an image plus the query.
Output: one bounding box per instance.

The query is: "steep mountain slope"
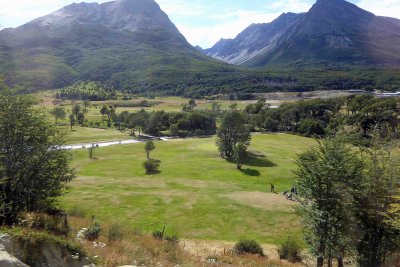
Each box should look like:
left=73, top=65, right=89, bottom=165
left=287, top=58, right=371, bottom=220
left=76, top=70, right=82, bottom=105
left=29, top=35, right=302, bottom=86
left=0, top=0, right=243, bottom=91
left=206, top=0, right=400, bottom=67
left=204, top=12, right=304, bottom=65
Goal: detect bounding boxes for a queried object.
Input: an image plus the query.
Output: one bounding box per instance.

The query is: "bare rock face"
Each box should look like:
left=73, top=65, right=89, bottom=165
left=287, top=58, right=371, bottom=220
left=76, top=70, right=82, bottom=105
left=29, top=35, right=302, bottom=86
left=0, top=250, right=29, bottom=267
left=0, top=233, right=94, bottom=267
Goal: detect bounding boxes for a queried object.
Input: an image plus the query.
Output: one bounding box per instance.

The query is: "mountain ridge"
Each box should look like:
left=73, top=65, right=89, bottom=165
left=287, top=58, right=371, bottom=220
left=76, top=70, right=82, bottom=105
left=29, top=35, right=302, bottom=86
left=205, top=0, right=400, bottom=67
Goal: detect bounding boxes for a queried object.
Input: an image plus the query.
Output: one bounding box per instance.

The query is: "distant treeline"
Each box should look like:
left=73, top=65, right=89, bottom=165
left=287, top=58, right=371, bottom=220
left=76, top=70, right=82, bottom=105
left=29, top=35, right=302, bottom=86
left=245, top=95, right=400, bottom=143
left=117, top=109, right=217, bottom=137
left=56, top=81, right=117, bottom=101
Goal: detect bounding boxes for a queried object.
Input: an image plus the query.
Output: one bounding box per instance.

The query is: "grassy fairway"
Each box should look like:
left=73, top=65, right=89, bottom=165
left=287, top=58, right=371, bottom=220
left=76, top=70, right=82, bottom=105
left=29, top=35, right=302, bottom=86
left=65, top=126, right=131, bottom=144
left=62, top=134, right=315, bottom=244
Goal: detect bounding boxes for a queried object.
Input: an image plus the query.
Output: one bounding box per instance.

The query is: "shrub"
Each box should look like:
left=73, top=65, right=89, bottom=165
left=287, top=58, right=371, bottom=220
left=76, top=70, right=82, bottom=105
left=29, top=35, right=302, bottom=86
left=143, top=159, right=161, bottom=174
left=108, top=224, right=124, bottom=241
left=30, top=213, right=70, bottom=236
left=233, top=240, right=264, bottom=256
left=278, top=236, right=302, bottom=263
left=152, top=229, right=164, bottom=240
left=84, top=222, right=102, bottom=241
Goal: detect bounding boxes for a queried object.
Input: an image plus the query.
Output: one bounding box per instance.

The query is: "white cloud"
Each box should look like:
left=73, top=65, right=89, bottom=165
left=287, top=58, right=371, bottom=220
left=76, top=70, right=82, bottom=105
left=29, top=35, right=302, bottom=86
left=178, top=11, right=283, bottom=48
left=356, top=0, right=400, bottom=18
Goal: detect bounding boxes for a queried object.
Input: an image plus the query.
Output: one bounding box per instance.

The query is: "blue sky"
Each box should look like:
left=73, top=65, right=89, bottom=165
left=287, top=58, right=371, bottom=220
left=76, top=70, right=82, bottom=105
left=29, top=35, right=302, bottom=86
left=1, top=0, right=400, bottom=48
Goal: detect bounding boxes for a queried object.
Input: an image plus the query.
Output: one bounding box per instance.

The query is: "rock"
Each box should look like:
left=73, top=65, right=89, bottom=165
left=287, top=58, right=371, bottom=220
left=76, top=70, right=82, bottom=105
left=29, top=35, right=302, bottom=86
left=0, top=250, right=29, bottom=267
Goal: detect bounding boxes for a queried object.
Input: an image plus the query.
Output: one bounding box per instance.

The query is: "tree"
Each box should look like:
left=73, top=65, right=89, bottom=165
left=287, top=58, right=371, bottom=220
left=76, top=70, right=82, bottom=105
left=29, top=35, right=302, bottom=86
left=51, top=107, right=66, bottom=124
left=144, top=141, right=155, bottom=160
left=69, top=114, right=76, bottom=130
left=0, top=92, right=74, bottom=225
left=83, top=100, right=90, bottom=113
left=77, top=112, right=85, bottom=125
left=354, top=140, right=400, bottom=267
left=88, top=145, right=96, bottom=159
left=233, top=142, right=248, bottom=170
left=216, top=110, right=251, bottom=159
left=294, top=138, right=363, bottom=267
left=72, top=104, right=81, bottom=118
left=100, top=106, right=109, bottom=121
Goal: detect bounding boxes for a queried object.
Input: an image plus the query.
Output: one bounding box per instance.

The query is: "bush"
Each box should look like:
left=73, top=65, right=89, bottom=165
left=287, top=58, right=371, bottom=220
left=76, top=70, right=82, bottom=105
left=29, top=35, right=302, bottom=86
left=278, top=236, right=302, bottom=263
left=30, top=213, right=70, bottom=236
left=84, top=222, right=102, bottom=241
left=152, top=229, right=164, bottom=240
left=233, top=240, right=264, bottom=256
left=108, top=223, right=124, bottom=241
left=143, top=159, right=161, bottom=174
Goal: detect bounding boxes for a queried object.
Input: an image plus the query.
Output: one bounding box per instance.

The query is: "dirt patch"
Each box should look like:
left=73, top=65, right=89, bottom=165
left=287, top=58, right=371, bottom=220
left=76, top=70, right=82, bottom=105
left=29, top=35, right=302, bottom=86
left=222, top=192, right=296, bottom=212
left=181, top=239, right=279, bottom=259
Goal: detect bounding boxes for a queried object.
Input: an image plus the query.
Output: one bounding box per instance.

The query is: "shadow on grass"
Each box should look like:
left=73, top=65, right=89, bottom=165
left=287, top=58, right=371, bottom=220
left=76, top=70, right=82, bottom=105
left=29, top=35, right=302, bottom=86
left=243, top=152, right=276, bottom=168
left=240, top=168, right=261, bottom=176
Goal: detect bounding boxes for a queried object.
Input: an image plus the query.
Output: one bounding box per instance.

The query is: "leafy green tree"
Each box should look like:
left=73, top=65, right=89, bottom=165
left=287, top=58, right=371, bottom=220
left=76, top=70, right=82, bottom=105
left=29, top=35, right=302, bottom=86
left=216, top=111, right=251, bottom=159
left=233, top=142, right=248, bottom=170
left=144, top=141, right=155, bottom=160
left=100, top=106, right=109, bottom=121
left=51, top=107, right=66, bottom=124
left=69, top=114, right=76, bottom=130
left=294, top=138, right=363, bottom=267
left=77, top=112, right=85, bottom=125
left=72, top=104, right=81, bottom=118
left=354, top=141, right=400, bottom=267
left=0, top=92, right=74, bottom=225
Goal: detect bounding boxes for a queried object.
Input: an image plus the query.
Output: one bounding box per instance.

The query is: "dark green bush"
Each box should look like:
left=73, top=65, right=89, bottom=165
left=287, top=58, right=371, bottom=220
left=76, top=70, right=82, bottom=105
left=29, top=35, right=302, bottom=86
left=278, top=236, right=302, bottom=262
left=84, top=222, right=101, bottom=241
left=233, top=240, right=264, bottom=256
left=143, top=159, right=161, bottom=174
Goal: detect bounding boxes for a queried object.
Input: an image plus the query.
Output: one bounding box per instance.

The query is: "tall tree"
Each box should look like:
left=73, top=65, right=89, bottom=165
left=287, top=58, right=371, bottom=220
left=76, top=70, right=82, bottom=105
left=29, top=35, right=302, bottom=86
left=100, top=106, right=109, bottom=121
left=233, top=142, right=248, bottom=170
left=354, top=140, right=400, bottom=267
left=72, top=104, right=81, bottom=118
left=51, top=107, right=66, bottom=124
left=69, top=114, right=76, bottom=130
left=144, top=141, right=155, bottom=160
left=0, top=91, right=74, bottom=225
left=294, top=138, right=363, bottom=267
left=216, top=110, right=251, bottom=159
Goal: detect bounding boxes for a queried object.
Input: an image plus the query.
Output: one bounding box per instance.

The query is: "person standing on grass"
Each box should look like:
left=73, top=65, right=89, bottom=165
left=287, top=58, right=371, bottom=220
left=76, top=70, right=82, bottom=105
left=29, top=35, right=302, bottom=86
left=270, top=182, right=276, bottom=193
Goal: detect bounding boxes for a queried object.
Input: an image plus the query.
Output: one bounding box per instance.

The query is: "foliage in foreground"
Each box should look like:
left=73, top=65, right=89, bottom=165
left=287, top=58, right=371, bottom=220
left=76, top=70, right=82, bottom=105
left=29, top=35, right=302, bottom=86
left=0, top=89, right=75, bottom=226
left=278, top=236, right=302, bottom=263
left=295, top=137, right=400, bottom=267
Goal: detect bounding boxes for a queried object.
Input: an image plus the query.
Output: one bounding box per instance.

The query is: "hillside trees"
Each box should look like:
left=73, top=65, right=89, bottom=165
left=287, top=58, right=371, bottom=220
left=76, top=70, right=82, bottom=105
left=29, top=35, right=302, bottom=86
left=0, top=91, right=74, bottom=225
left=216, top=110, right=251, bottom=159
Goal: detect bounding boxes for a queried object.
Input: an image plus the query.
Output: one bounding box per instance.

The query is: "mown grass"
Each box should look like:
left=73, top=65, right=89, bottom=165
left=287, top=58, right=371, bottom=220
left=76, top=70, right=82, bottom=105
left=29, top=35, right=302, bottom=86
left=65, top=126, right=131, bottom=144
left=62, top=134, right=315, bottom=245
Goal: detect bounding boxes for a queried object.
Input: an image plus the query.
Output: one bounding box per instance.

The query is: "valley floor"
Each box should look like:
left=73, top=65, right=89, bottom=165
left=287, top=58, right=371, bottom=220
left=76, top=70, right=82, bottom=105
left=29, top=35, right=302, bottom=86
left=62, top=133, right=315, bottom=245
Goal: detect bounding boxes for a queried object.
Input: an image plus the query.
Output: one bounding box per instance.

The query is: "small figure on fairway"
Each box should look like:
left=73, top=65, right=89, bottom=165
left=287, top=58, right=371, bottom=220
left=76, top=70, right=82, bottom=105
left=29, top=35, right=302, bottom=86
left=270, top=182, right=276, bottom=193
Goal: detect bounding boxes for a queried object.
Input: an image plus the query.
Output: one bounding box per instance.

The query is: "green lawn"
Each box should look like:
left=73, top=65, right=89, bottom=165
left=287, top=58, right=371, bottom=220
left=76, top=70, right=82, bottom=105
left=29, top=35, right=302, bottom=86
left=62, top=134, right=315, bottom=244
left=65, top=127, right=131, bottom=144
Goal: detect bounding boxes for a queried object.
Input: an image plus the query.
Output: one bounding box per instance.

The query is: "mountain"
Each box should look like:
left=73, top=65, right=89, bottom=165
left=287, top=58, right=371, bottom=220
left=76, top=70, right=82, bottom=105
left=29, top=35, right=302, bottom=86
left=0, top=0, right=246, bottom=92
left=205, top=0, right=400, bottom=67
left=204, top=12, right=305, bottom=65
